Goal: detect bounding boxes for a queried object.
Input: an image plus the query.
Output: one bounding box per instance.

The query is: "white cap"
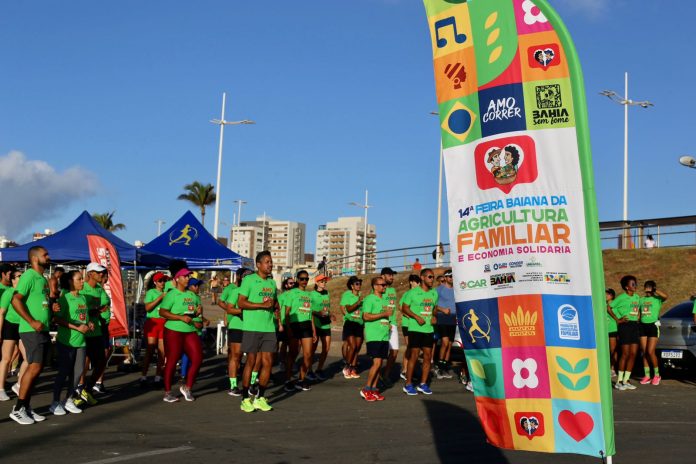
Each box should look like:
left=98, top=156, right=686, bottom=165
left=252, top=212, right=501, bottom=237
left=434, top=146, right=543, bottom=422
left=86, top=262, right=107, bottom=273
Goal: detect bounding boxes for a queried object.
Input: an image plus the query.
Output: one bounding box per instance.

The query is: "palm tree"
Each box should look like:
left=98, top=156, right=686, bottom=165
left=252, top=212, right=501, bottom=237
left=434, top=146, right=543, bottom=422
left=92, top=211, right=126, bottom=232
left=177, top=181, right=216, bottom=226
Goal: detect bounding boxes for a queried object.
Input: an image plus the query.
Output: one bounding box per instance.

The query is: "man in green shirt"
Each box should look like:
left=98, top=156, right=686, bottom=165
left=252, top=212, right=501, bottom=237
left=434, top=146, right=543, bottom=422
left=401, top=268, right=449, bottom=396
left=361, top=276, right=392, bottom=402
left=237, top=251, right=277, bottom=413
left=379, top=268, right=399, bottom=387
left=220, top=267, right=251, bottom=396
left=9, top=246, right=52, bottom=425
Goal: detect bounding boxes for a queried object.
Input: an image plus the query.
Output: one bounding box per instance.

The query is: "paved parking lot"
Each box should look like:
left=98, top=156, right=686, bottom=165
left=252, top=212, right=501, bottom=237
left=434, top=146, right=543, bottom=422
left=0, top=340, right=694, bottom=464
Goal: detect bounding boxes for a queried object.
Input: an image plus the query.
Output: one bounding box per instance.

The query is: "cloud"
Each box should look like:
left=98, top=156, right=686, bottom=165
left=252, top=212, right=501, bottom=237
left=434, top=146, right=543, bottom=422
left=0, top=151, right=99, bottom=239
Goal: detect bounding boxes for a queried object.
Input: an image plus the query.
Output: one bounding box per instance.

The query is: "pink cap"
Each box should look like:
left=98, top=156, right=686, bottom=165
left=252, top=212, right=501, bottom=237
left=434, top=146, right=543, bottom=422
left=174, top=268, right=192, bottom=279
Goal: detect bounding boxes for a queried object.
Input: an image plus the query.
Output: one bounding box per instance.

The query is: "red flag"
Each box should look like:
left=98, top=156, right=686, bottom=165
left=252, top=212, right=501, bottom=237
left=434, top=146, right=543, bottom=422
left=87, top=235, right=128, bottom=338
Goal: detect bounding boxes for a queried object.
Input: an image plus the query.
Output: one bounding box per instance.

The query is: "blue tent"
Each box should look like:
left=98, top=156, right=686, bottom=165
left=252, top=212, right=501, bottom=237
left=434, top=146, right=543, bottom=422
left=0, top=211, right=171, bottom=267
left=141, top=211, right=249, bottom=270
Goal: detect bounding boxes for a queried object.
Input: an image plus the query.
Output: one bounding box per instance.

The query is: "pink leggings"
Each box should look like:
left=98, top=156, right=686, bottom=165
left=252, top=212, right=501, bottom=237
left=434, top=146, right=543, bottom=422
left=163, top=328, right=202, bottom=391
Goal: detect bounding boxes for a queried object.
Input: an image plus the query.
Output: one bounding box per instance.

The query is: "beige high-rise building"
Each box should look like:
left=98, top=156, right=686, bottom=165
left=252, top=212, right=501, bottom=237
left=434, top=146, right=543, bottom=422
left=315, top=217, right=376, bottom=275
left=231, top=216, right=306, bottom=272
left=229, top=224, right=265, bottom=260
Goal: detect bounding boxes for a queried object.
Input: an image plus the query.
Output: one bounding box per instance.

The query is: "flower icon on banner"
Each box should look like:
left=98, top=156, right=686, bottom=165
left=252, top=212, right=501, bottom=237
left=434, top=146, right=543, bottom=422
left=512, top=358, right=539, bottom=389
left=522, top=0, right=548, bottom=25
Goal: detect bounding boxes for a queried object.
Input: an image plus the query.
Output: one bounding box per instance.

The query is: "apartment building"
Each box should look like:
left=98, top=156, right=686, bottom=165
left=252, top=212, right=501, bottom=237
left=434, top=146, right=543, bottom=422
left=315, top=217, right=377, bottom=275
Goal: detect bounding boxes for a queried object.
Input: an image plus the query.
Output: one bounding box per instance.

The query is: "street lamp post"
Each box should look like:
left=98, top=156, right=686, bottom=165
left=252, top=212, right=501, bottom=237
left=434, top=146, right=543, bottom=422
left=155, top=219, right=166, bottom=236
left=349, top=190, right=371, bottom=274
left=600, top=72, right=653, bottom=249
left=430, top=111, right=444, bottom=268
left=210, top=92, right=255, bottom=241
left=234, top=200, right=247, bottom=228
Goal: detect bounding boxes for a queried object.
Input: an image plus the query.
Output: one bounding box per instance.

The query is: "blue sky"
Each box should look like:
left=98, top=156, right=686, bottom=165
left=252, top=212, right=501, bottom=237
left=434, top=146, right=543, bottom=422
left=1, top=0, right=693, bottom=255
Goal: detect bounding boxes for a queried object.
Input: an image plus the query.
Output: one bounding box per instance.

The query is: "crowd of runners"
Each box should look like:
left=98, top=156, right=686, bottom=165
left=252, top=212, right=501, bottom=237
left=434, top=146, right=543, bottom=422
left=0, top=247, right=472, bottom=424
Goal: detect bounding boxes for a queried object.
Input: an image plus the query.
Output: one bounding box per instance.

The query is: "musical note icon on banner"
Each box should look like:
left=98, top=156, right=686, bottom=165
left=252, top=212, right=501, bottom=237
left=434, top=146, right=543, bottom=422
left=434, top=16, right=467, bottom=48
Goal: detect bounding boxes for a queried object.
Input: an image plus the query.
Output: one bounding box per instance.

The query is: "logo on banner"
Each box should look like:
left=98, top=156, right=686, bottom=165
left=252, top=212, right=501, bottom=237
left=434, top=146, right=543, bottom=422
left=511, top=358, right=539, bottom=389
left=462, top=308, right=491, bottom=344
left=479, top=84, right=526, bottom=137
left=490, top=272, right=516, bottom=287
left=545, top=272, right=571, bottom=284
left=443, top=62, right=467, bottom=89
left=528, top=43, right=560, bottom=70
left=442, top=101, right=477, bottom=142
left=558, top=304, right=580, bottom=340
left=169, top=224, right=199, bottom=246
left=474, top=135, right=538, bottom=194
left=535, top=84, right=562, bottom=108
left=514, top=412, right=545, bottom=440
left=503, top=306, right=538, bottom=337
left=558, top=410, right=594, bottom=442
left=460, top=279, right=487, bottom=290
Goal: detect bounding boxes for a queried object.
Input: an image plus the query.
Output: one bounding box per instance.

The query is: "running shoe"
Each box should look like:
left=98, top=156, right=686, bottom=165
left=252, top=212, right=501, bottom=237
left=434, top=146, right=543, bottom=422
left=49, top=401, right=67, bottom=416
left=434, top=368, right=446, bottom=380
left=73, top=397, right=85, bottom=407
left=9, top=406, right=34, bottom=425
left=92, top=382, right=106, bottom=394
left=163, top=392, right=179, bottom=403
left=639, top=376, right=651, bottom=385
left=27, top=408, right=45, bottom=422
left=284, top=381, right=296, bottom=392
left=298, top=381, right=311, bottom=391
left=11, top=383, right=20, bottom=396
left=64, top=398, right=82, bottom=414
left=465, top=381, right=474, bottom=392
left=417, top=383, right=433, bottom=395
left=613, top=382, right=626, bottom=391
left=349, top=368, right=360, bottom=379
left=179, top=385, right=195, bottom=402
left=80, top=389, right=98, bottom=406
left=342, top=367, right=351, bottom=379
left=253, top=397, right=273, bottom=412
left=402, top=384, right=418, bottom=395
left=228, top=387, right=242, bottom=397
left=442, top=369, right=454, bottom=379
left=305, top=371, right=317, bottom=381
left=360, top=388, right=376, bottom=402
left=240, top=398, right=255, bottom=413
left=651, top=375, right=662, bottom=386
left=0, top=389, right=9, bottom=401
left=373, top=390, right=385, bottom=401
left=622, top=382, right=636, bottom=390
left=399, top=372, right=407, bottom=381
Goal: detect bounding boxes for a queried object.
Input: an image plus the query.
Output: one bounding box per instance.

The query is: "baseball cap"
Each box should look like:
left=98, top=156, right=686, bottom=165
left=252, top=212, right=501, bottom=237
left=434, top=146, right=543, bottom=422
left=315, top=274, right=330, bottom=283
left=443, top=269, right=453, bottom=277
left=187, top=278, right=203, bottom=287
left=86, top=263, right=106, bottom=273
left=174, top=268, right=193, bottom=279
left=380, top=267, right=397, bottom=275
left=152, top=272, right=169, bottom=282
left=347, top=276, right=363, bottom=289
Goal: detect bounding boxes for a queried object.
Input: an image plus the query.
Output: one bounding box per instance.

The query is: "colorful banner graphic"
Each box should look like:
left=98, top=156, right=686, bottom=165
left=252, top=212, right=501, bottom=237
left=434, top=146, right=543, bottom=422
left=87, top=235, right=128, bottom=338
left=424, top=0, right=614, bottom=458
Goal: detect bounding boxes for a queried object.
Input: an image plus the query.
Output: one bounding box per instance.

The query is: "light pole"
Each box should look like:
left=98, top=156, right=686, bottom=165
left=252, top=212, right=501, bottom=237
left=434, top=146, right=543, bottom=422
left=679, top=155, right=696, bottom=169
left=431, top=111, right=444, bottom=267
left=155, top=219, right=166, bottom=236
left=349, top=190, right=371, bottom=274
left=600, top=72, right=653, bottom=248
left=233, top=200, right=247, bottom=228
left=210, top=92, right=255, bottom=241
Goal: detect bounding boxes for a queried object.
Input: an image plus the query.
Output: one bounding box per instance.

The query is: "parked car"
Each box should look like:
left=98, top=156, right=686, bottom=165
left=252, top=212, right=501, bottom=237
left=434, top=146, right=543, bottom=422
left=656, top=301, right=696, bottom=370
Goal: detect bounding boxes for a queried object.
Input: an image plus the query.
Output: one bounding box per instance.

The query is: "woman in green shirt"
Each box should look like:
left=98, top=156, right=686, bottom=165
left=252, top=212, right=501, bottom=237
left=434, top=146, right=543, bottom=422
left=639, top=280, right=668, bottom=385
left=340, top=276, right=364, bottom=379
left=608, top=275, right=642, bottom=390
left=50, top=270, right=91, bottom=415
left=283, top=270, right=316, bottom=392
left=309, top=274, right=332, bottom=381
left=139, top=272, right=169, bottom=387
left=605, top=288, right=618, bottom=379
left=0, top=268, right=28, bottom=402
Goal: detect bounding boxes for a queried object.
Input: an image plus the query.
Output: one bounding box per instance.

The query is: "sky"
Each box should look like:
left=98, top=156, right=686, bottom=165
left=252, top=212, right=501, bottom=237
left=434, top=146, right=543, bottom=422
left=1, top=0, right=694, bottom=256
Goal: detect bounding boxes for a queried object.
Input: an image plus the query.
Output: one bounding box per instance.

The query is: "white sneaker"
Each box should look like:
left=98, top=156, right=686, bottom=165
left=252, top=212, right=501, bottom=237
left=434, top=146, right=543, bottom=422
left=0, top=389, right=10, bottom=401
left=614, top=382, right=626, bottom=391
left=64, top=398, right=82, bottom=414
left=9, top=406, right=34, bottom=425
left=11, top=383, right=20, bottom=395
left=622, top=382, right=636, bottom=390
left=466, top=381, right=474, bottom=392
left=49, top=401, right=67, bottom=416
left=179, top=385, right=194, bottom=402
left=27, top=407, right=46, bottom=422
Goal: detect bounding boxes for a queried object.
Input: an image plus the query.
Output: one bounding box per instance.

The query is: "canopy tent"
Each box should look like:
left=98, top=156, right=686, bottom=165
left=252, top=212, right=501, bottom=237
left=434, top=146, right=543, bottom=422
left=141, top=210, right=249, bottom=270
left=0, top=211, right=171, bottom=267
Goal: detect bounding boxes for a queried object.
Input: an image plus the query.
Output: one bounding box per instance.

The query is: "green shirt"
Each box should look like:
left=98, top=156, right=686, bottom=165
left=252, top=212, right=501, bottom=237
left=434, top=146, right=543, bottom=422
left=191, top=293, right=204, bottom=335
left=384, top=287, right=398, bottom=325
left=16, top=268, right=50, bottom=333
left=285, top=288, right=313, bottom=324
left=0, top=288, right=20, bottom=324
left=222, top=286, right=243, bottom=330
left=81, top=282, right=109, bottom=337
left=605, top=300, right=617, bottom=333
left=311, top=290, right=331, bottom=330
left=340, top=291, right=363, bottom=325
left=399, top=289, right=415, bottom=326
left=160, top=288, right=198, bottom=333
left=144, top=288, right=165, bottom=319
left=362, top=294, right=391, bottom=342
left=57, top=292, right=89, bottom=347
left=278, top=291, right=291, bottom=325
left=610, top=292, right=641, bottom=322
left=239, top=273, right=277, bottom=333
left=640, top=296, right=662, bottom=324
left=404, top=286, right=439, bottom=334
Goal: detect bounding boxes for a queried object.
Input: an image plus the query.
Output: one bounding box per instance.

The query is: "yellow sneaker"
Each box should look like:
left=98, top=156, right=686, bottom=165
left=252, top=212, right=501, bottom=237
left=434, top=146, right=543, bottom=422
left=240, top=398, right=255, bottom=413
left=81, top=389, right=98, bottom=406
left=253, top=397, right=272, bottom=412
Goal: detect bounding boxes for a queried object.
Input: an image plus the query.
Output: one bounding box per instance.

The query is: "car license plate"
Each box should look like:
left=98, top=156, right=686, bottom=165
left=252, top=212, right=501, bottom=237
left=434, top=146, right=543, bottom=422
left=661, top=350, right=683, bottom=359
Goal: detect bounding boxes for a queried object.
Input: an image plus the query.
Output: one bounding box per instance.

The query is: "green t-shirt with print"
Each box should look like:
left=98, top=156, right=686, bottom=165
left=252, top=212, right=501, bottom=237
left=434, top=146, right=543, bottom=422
left=239, top=273, right=277, bottom=333
left=16, top=268, right=50, bottom=333
left=1, top=288, right=20, bottom=324
left=384, top=287, right=398, bottom=325
left=220, top=283, right=237, bottom=304
left=610, top=292, right=641, bottom=322
left=286, top=288, right=313, bottom=324
left=399, top=289, right=415, bottom=326
left=278, top=291, right=291, bottom=325
left=100, top=285, right=111, bottom=324
left=160, top=288, right=198, bottom=333
left=362, top=294, right=391, bottom=342
left=57, top=292, right=89, bottom=348
left=606, top=300, right=617, bottom=333
left=640, top=296, right=662, bottom=324
left=191, top=293, right=204, bottom=335
left=340, top=291, right=363, bottom=325
left=222, top=286, right=243, bottom=330
left=311, top=290, right=331, bottom=330
left=81, top=282, right=109, bottom=337
left=144, top=288, right=165, bottom=319
left=404, top=287, right=439, bottom=334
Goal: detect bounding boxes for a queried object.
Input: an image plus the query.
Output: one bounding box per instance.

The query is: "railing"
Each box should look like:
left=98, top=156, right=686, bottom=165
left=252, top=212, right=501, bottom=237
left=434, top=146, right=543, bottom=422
left=599, top=215, right=696, bottom=249
left=322, top=243, right=452, bottom=277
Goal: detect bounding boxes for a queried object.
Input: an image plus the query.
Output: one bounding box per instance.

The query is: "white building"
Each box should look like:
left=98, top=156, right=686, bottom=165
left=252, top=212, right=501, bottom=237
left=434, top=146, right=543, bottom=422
left=231, top=216, right=306, bottom=272
left=315, top=217, right=377, bottom=275
left=229, top=224, right=265, bottom=261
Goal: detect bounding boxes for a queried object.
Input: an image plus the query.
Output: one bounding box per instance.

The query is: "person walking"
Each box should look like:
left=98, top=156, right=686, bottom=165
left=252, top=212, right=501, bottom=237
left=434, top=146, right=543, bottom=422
left=398, top=275, right=420, bottom=380
left=608, top=275, right=641, bottom=390
left=139, top=272, right=169, bottom=388
left=639, top=280, right=667, bottom=385
left=379, top=267, right=399, bottom=386
left=340, top=276, right=364, bottom=379
left=283, top=270, right=316, bottom=392
left=220, top=267, right=252, bottom=396
left=360, top=276, right=392, bottom=401
left=434, top=270, right=457, bottom=379
left=309, top=274, right=331, bottom=381
left=0, top=266, right=29, bottom=402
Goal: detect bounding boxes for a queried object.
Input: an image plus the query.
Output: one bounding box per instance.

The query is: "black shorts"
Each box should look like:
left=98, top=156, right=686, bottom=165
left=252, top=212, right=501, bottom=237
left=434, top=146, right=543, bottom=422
left=342, top=320, right=363, bottom=339
left=1, top=321, right=20, bottom=341
left=608, top=331, right=618, bottom=339
left=436, top=324, right=456, bottom=340
left=227, top=328, right=243, bottom=344
left=408, top=331, right=434, bottom=349
left=290, top=321, right=313, bottom=340
left=85, top=336, right=106, bottom=364
left=618, top=321, right=640, bottom=345
left=19, top=331, right=51, bottom=364
left=402, top=325, right=410, bottom=338
left=640, top=322, right=658, bottom=338
left=315, top=327, right=331, bottom=338
left=366, top=341, right=389, bottom=359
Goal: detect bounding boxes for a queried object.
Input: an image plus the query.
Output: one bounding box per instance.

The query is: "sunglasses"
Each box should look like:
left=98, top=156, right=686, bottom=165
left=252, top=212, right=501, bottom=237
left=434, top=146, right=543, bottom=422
left=424, top=275, right=435, bottom=279
left=374, top=283, right=386, bottom=287
left=298, top=277, right=309, bottom=282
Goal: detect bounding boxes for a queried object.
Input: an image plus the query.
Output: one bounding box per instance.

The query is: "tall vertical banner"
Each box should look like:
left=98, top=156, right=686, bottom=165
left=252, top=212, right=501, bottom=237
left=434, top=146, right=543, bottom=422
left=87, top=235, right=128, bottom=338
left=424, top=0, right=614, bottom=458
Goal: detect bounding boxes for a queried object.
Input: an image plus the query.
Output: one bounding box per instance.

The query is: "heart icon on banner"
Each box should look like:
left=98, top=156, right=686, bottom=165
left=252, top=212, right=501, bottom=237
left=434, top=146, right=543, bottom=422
left=558, top=410, right=594, bottom=442
left=533, top=48, right=555, bottom=67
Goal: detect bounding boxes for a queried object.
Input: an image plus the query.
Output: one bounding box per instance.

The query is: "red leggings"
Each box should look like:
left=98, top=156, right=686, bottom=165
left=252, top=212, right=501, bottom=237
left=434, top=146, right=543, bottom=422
left=163, top=328, right=202, bottom=391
